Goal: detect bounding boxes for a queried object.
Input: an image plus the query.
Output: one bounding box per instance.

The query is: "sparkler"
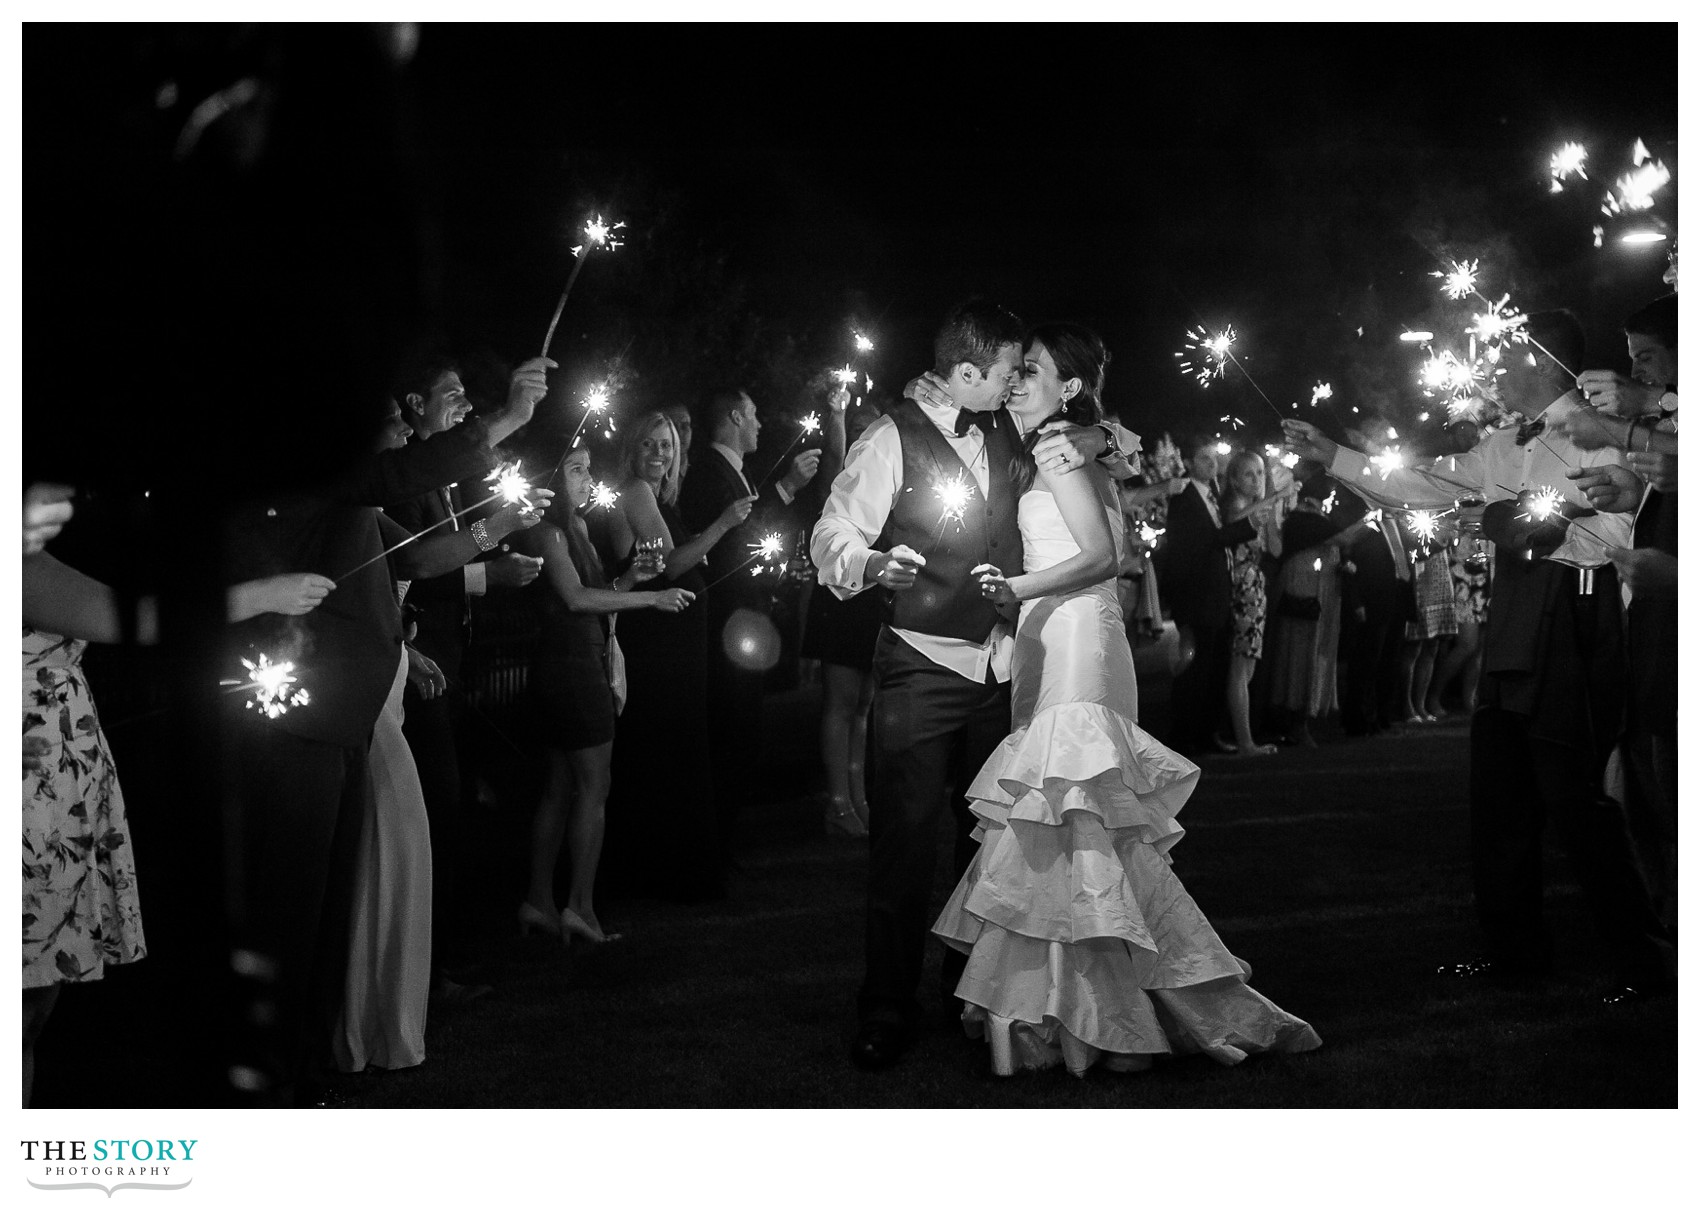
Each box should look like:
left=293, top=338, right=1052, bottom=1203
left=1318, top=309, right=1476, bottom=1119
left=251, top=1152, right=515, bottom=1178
left=833, top=364, right=858, bottom=388
left=546, top=383, right=616, bottom=488
left=226, top=653, right=311, bottom=720
left=1176, top=325, right=1236, bottom=386
left=1432, top=259, right=1479, bottom=300
left=335, top=478, right=525, bottom=584
left=933, top=470, right=973, bottom=533
left=487, top=460, right=536, bottom=513
left=1321, top=490, right=1337, bottom=515
left=1548, top=142, right=1588, bottom=193
left=1369, top=450, right=1404, bottom=479
left=540, top=212, right=627, bottom=359
left=1137, top=522, right=1165, bottom=546
left=753, top=408, right=825, bottom=492
left=588, top=482, right=620, bottom=511
left=1601, top=140, right=1670, bottom=216
left=1310, top=382, right=1333, bottom=408
left=1407, top=510, right=1440, bottom=544
left=699, top=531, right=787, bottom=591
left=853, top=331, right=875, bottom=354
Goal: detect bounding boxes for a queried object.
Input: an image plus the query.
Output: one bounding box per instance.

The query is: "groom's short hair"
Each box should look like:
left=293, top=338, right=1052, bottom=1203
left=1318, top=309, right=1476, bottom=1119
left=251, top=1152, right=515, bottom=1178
left=933, top=299, right=1024, bottom=377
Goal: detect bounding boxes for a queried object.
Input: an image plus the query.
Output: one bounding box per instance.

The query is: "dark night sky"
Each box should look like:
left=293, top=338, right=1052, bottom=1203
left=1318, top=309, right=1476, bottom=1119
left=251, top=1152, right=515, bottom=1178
left=400, top=22, right=1678, bottom=447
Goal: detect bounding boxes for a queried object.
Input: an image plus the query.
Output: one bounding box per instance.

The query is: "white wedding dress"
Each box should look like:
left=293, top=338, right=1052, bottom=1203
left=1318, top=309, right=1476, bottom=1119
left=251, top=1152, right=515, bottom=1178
left=932, top=476, right=1322, bottom=1076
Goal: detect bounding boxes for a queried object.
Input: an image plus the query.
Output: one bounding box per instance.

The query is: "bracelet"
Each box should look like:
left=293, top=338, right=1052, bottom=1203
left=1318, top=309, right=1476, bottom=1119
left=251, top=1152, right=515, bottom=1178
left=469, top=519, right=499, bottom=552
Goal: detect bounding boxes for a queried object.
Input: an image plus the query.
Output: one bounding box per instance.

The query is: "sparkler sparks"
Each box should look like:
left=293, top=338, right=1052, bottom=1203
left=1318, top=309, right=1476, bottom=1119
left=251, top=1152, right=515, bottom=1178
left=1321, top=491, right=1337, bottom=515
left=799, top=412, right=821, bottom=437
left=1175, top=325, right=1235, bottom=386
left=853, top=331, right=875, bottom=353
left=833, top=364, right=858, bottom=387
left=749, top=532, right=786, bottom=564
left=1432, top=259, right=1480, bottom=300
left=1602, top=141, right=1670, bottom=215
left=1138, top=522, right=1165, bottom=546
left=1370, top=451, right=1404, bottom=479
left=1548, top=141, right=1588, bottom=192
left=1407, top=510, right=1440, bottom=544
left=933, top=471, right=973, bottom=530
left=1310, top=381, right=1333, bottom=407
left=486, top=460, right=535, bottom=513
left=575, top=213, right=627, bottom=256
left=235, top=654, right=310, bottom=720
left=1522, top=485, right=1565, bottom=524
left=1467, top=295, right=1528, bottom=349
left=588, top=482, right=620, bottom=511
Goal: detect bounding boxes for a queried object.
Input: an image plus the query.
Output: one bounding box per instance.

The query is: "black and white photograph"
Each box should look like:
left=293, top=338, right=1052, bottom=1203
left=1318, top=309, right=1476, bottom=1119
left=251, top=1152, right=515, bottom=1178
left=9, top=8, right=1686, bottom=1205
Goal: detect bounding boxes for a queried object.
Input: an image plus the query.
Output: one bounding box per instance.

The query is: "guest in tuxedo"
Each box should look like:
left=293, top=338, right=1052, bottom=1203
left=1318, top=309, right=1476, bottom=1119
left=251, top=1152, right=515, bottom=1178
left=386, top=349, right=550, bottom=1004
left=1155, top=437, right=1273, bottom=756
left=1287, top=309, right=1674, bottom=1002
left=812, top=300, right=1123, bottom=1071
left=679, top=388, right=820, bottom=865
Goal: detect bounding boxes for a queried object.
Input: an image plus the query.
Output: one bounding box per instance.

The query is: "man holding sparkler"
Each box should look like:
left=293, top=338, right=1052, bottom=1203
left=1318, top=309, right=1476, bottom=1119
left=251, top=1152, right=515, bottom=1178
left=388, top=350, right=553, bottom=1002
left=219, top=352, right=554, bottom=1104
left=680, top=388, right=820, bottom=868
left=1284, top=309, right=1674, bottom=1003
left=812, top=300, right=1127, bottom=1072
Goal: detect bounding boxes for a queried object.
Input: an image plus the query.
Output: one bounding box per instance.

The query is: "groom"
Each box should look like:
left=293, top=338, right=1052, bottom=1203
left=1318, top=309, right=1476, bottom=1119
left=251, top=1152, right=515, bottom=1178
left=811, top=299, right=1125, bottom=1071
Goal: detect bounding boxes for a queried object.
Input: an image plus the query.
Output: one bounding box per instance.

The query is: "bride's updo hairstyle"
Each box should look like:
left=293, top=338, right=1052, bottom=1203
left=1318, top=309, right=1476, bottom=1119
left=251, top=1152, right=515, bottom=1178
left=1011, top=321, right=1110, bottom=496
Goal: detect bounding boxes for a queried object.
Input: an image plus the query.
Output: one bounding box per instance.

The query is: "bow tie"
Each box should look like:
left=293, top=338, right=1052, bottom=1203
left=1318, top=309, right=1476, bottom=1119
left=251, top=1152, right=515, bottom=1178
left=953, top=409, right=997, bottom=438
left=1513, top=416, right=1547, bottom=446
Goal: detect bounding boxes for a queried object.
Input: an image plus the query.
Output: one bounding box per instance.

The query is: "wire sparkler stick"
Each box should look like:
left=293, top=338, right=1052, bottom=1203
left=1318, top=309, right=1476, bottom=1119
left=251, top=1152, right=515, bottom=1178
left=698, top=532, right=787, bottom=591
left=545, top=384, right=614, bottom=488
left=334, top=463, right=536, bottom=584
left=751, top=412, right=822, bottom=493
left=540, top=214, right=626, bottom=359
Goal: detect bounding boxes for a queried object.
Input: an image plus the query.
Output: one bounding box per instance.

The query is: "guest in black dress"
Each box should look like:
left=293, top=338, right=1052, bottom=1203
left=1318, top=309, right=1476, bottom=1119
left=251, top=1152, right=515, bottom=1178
left=799, top=389, right=882, bottom=835
left=588, top=410, right=753, bottom=902
left=511, top=446, right=697, bottom=942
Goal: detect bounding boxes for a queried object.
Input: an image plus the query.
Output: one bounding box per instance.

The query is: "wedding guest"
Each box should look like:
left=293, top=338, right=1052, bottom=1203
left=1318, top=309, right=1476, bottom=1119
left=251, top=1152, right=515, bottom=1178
left=1265, top=476, right=1364, bottom=747
left=1156, top=436, right=1273, bottom=757
left=386, top=350, right=551, bottom=1005
left=799, top=387, right=881, bottom=836
left=590, top=410, right=749, bottom=902
left=510, top=446, right=695, bottom=945
left=1287, top=308, right=1674, bottom=1003
left=678, top=387, right=820, bottom=868
left=22, top=533, right=336, bottom=1104
left=1429, top=538, right=1489, bottom=717
left=1396, top=516, right=1458, bottom=724
left=1219, top=450, right=1286, bottom=756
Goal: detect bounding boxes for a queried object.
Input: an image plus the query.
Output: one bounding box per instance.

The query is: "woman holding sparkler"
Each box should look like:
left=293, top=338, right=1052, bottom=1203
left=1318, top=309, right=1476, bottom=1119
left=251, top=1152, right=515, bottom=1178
left=590, top=410, right=751, bottom=901
left=925, top=323, right=1320, bottom=1076
left=512, top=446, right=695, bottom=944
left=1218, top=449, right=1288, bottom=757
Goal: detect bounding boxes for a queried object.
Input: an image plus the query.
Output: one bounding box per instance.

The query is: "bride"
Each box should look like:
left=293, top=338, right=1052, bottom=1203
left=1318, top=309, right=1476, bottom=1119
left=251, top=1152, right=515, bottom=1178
left=916, top=322, right=1322, bottom=1077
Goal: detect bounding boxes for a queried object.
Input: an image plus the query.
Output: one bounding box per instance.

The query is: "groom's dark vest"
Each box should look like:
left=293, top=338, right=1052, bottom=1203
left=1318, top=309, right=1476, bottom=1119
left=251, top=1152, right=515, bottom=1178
left=875, top=399, right=1023, bottom=642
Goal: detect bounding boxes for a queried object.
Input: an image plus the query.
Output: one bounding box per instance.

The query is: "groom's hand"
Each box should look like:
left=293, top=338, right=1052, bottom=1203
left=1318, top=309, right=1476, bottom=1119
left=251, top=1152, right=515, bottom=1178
left=868, top=545, right=925, bottom=591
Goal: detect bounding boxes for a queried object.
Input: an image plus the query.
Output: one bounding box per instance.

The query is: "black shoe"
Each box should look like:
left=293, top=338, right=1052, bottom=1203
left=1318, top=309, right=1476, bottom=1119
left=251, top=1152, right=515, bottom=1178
left=849, top=1023, right=914, bottom=1072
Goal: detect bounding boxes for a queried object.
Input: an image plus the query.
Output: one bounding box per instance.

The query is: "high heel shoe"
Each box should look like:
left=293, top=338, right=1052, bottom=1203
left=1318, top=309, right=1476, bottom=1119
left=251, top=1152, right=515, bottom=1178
left=559, top=907, right=616, bottom=944
left=517, top=902, right=563, bottom=938
left=825, top=795, right=868, bottom=838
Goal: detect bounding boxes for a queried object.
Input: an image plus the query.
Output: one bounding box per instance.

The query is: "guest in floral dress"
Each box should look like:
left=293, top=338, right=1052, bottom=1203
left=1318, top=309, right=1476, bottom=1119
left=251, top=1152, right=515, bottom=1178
left=22, top=626, right=146, bottom=1106
left=1220, top=451, right=1286, bottom=756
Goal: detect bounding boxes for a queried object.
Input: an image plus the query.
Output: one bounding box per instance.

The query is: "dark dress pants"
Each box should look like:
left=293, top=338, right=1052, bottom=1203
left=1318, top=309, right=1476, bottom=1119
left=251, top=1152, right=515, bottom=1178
left=1468, top=706, right=1673, bottom=984
left=1168, top=615, right=1231, bottom=752
left=1621, top=731, right=1677, bottom=932
left=230, top=727, right=369, bottom=1104
left=859, top=628, right=1010, bottom=1032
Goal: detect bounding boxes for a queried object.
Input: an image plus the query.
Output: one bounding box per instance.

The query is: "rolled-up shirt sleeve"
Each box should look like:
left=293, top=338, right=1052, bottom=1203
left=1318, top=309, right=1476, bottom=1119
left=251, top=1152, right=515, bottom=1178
left=1329, top=444, right=1486, bottom=512
left=810, top=416, right=900, bottom=598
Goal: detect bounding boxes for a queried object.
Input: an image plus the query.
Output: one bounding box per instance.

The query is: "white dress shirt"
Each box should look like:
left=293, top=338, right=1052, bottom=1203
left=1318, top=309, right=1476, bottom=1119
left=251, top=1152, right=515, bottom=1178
left=1327, top=391, right=1632, bottom=571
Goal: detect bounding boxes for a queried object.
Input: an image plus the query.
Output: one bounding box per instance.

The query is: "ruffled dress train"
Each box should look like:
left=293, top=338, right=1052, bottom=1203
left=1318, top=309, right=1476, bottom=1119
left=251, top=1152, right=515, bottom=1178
left=932, top=481, right=1321, bottom=1076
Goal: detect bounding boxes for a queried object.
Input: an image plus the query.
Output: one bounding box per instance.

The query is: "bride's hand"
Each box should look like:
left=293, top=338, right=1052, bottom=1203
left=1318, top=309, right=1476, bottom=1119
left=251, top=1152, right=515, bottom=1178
left=903, top=372, right=954, bottom=410
left=972, top=563, right=1018, bottom=606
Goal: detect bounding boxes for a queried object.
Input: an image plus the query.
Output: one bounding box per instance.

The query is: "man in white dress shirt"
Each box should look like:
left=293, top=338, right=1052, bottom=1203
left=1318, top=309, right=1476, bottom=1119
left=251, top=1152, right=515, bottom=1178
left=812, top=300, right=1128, bottom=1071
left=1285, top=309, right=1673, bottom=1002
